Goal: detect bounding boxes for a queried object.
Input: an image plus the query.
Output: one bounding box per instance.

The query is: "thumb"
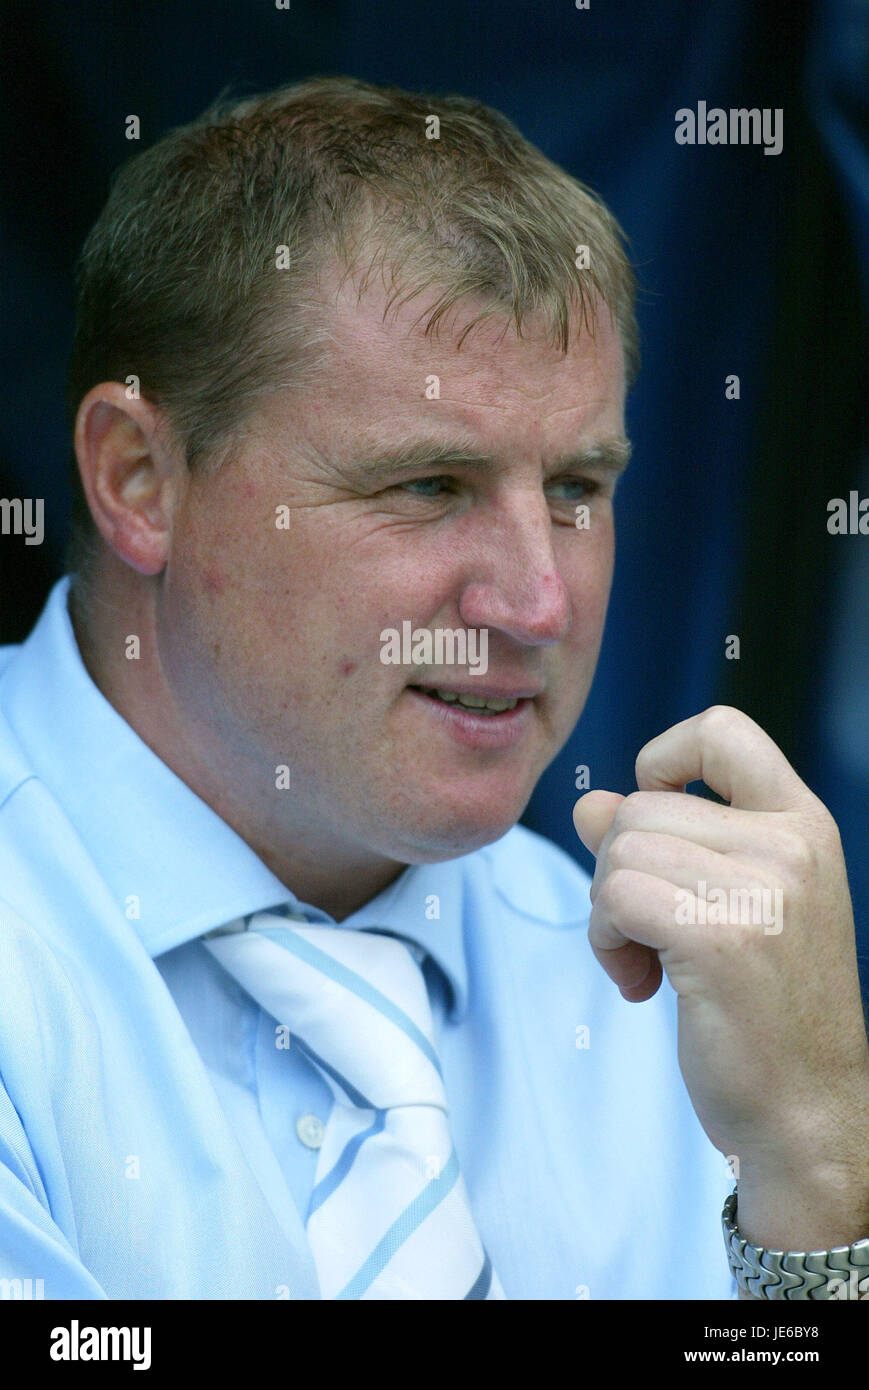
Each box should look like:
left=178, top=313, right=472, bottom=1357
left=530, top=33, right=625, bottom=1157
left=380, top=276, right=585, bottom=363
left=572, top=789, right=624, bottom=856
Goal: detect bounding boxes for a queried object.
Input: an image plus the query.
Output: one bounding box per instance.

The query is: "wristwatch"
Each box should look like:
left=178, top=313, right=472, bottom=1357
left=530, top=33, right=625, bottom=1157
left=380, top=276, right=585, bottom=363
left=722, top=1188, right=869, bottom=1299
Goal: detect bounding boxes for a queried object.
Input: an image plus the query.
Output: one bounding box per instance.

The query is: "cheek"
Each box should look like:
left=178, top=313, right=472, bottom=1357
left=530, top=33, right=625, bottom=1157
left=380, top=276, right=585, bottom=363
left=202, top=566, right=227, bottom=597
left=561, top=524, right=615, bottom=636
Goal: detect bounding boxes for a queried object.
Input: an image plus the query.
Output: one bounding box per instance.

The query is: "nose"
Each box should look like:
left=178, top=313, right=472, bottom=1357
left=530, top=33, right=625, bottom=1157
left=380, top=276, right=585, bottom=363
left=456, top=492, right=572, bottom=646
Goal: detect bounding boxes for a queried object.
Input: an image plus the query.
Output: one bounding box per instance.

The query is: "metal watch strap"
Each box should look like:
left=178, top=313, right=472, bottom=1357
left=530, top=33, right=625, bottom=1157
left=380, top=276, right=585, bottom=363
left=722, top=1188, right=869, bottom=1300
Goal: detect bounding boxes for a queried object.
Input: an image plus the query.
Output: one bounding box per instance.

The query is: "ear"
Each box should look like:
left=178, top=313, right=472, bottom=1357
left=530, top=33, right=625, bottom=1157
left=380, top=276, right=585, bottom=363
left=73, top=383, right=184, bottom=576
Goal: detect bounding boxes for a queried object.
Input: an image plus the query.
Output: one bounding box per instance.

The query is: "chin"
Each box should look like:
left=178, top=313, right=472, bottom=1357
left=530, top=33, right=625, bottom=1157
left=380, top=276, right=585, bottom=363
left=395, top=829, right=518, bottom=868
left=381, top=794, right=530, bottom=866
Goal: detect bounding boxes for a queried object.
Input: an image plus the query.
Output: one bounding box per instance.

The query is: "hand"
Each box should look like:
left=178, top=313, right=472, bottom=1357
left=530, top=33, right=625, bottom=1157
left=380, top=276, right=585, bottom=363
left=573, top=706, right=869, bottom=1185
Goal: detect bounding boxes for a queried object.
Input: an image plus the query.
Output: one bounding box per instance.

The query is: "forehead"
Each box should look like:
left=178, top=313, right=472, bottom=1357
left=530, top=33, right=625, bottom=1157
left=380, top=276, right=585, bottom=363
left=267, top=259, right=627, bottom=460
left=324, top=260, right=622, bottom=385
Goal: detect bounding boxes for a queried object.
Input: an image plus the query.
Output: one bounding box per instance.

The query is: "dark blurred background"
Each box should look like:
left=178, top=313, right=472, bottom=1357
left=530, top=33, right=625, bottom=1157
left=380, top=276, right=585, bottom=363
left=1, top=0, right=867, bottom=1004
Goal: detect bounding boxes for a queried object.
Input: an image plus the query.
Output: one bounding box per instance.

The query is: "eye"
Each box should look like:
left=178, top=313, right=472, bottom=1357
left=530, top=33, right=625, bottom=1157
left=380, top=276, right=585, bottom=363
left=546, top=477, right=602, bottom=502
left=400, top=475, right=453, bottom=497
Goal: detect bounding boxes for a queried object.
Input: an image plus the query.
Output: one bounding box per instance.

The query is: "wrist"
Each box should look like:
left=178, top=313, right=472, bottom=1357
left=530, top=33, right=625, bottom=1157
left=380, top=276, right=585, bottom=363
left=730, top=1091, right=869, bottom=1252
left=724, top=1187, right=869, bottom=1301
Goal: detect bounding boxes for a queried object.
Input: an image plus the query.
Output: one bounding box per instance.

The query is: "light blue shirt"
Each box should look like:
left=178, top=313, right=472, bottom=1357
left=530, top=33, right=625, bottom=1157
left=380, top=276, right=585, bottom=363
left=0, top=577, right=736, bottom=1299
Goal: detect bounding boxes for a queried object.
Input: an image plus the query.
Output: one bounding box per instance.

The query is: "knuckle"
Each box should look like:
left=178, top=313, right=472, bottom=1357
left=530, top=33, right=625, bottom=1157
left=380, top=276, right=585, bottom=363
left=700, top=704, right=741, bottom=737
left=780, top=832, right=816, bottom=884
left=764, top=827, right=804, bottom=864
left=613, top=791, right=647, bottom=829
left=607, top=830, right=641, bottom=867
left=597, top=868, right=634, bottom=920
left=763, top=826, right=816, bottom=881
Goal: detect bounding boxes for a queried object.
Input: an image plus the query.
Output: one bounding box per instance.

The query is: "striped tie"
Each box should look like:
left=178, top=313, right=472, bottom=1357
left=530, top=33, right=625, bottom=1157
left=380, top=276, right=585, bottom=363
left=204, top=907, right=505, bottom=1300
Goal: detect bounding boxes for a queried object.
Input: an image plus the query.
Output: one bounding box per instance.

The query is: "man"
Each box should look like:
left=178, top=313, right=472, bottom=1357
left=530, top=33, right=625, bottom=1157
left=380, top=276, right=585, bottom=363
left=1, top=75, right=867, bottom=1301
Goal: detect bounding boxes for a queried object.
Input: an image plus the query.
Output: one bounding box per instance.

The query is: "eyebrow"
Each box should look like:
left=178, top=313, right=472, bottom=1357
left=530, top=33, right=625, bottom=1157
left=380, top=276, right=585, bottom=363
left=348, top=435, right=632, bottom=480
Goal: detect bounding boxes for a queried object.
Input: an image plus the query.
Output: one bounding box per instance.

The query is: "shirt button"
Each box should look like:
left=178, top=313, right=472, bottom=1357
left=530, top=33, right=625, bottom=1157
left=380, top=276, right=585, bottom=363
left=296, top=1113, right=325, bottom=1149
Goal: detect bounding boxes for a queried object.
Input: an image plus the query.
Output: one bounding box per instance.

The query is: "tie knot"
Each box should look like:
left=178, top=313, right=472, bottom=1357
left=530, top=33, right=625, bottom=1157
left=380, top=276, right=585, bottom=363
left=204, top=911, right=447, bottom=1112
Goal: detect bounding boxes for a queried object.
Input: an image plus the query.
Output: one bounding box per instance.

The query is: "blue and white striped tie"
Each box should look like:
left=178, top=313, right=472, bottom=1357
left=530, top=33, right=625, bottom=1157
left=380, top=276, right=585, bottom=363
left=204, top=908, right=505, bottom=1300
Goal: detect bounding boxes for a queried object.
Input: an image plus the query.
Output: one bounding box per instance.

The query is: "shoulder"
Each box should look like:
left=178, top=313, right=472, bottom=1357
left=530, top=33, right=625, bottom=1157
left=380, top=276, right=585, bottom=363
left=470, top=822, right=593, bottom=927
left=0, top=711, right=115, bottom=996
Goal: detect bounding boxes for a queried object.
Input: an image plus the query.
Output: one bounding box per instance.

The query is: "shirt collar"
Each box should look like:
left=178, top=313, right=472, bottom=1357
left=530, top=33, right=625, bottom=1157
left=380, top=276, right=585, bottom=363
left=339, top=854, right=469, bottom=1021
left=1, top=577, right=468, bottom=1019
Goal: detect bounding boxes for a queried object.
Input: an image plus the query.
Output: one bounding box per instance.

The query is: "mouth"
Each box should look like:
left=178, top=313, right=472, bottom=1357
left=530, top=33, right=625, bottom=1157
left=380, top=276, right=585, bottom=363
left=409, top=685, right=528, bottom=716
left=409, top=676, right=543, bottom=708
left=405, top=682, right=541, bottom=749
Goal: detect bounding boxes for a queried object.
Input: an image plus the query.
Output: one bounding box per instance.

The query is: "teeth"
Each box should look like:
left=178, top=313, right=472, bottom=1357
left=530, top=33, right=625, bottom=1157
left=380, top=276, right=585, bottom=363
left=428, top=688, right=519, bottom=713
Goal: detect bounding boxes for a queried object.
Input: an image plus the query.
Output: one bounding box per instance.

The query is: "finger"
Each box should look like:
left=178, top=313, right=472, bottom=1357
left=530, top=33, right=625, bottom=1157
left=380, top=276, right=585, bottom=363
left=588, top=796, right=746, bottom=906
left=588, top=868, right=683, bottom=954
left=590, top=789, right=807, bottom=864
left=617, top=952, right=664, bottom=1003
left=635, top=706, right=808, bottom=812
left=573, top=790, right=624, bottom=856
left=590, top=935, right=663, bottom=1001
left=590, top=830, right=775, bottom=904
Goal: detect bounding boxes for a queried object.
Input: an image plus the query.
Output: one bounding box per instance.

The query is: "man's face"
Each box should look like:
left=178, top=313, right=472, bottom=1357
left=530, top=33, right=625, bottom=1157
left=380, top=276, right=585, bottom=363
left=157, top=269, right=628, bottom=870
